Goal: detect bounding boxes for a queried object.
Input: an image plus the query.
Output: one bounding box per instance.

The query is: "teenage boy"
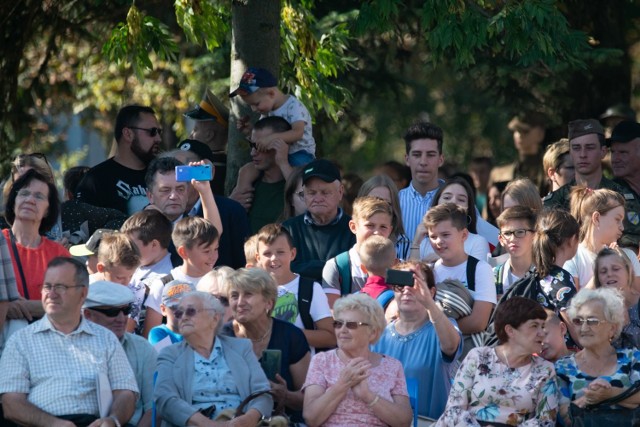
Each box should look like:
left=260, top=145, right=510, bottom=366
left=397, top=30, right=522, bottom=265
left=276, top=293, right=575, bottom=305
left=256, top=224, right=335, bottom=350
left=494, top=206, right=537, bottom=298
left=358, top=235, right=396, bottom=304
left=425, top=203, right=497, bottom=335
left=322, top=196, right=395, bottom=308
left=148, top=279, right=195, bottom=351
left=143, top=216, right=220, bottom=335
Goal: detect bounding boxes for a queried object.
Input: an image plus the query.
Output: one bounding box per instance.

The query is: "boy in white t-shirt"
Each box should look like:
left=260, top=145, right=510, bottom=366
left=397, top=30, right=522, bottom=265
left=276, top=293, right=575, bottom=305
left=142, top=216, right=220, bottom=337
left=425, top=203, right=497, bottom=335
left=255, top=223, right=335, bottom=350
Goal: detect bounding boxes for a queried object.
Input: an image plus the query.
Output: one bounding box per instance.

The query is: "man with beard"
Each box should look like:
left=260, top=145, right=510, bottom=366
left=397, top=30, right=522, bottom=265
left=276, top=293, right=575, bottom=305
left=76, top=105, right=162, bottom=215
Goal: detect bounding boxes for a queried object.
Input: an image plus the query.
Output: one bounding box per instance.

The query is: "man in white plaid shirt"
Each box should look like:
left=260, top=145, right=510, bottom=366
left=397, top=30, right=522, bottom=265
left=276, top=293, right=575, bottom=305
left=0, top=257, right=138, bottom=427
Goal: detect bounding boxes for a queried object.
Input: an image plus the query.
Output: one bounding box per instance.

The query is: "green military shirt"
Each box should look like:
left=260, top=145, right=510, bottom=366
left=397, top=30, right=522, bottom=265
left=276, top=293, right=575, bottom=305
left=543, top=176, right=639, bottom=251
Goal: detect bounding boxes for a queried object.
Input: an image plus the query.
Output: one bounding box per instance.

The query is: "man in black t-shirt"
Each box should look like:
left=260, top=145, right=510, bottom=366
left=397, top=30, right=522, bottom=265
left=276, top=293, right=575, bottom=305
left=76, top=105, right=162, bottom=215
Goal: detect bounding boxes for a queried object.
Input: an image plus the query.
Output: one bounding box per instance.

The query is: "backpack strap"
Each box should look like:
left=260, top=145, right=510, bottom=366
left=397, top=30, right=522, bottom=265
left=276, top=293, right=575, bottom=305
left=466, top=256, right=479, bottom=292
left=297, top=276, right=315, bottom=330
left=160, top=273, right=174, bottom=285
left=335, top=251, right=352, bottom=296
left=494, top=263, right=505, bottom=296
left=376, top=289, right=395, bottom=310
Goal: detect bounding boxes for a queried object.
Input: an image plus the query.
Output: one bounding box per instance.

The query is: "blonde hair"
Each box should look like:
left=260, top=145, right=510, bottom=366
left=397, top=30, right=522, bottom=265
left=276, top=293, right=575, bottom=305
left=358, top=235, right=395, bottom=277
left=225, top=268, right=278, bottom=315
left=569, top=187, right=625, bottom=245
left=97, top=232, right=141, bottom=269
left=501, top=178, right=543, bottom=212
left=333, top=293, right=386, bottom=344
left=244, top=234, right=258, bottom=266
left=593, top=247, right=634, bottom=290
left=543, top=139, right=570, bottom=175
left=351, top=196, right=394, bottom=226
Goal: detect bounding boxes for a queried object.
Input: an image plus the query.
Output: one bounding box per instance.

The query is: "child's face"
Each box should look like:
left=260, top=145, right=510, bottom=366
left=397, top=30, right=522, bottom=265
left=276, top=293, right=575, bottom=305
left=541, top=317, right=567, bottom=362
left=161, top=302, right=180, bottom=331
left=184, top=240, right=219, bottom=277
left=437, top=183, right=469, bottom=212
left=597, top=255, right=635, bottom=302
left=256, top=236, right=296, bottom=280
left=350, top=213, right=393, bottom=244
left=594, top=205, right=625, bottom=245
left=427, top=220, right=467, bottom=261
left=103, top=264, right=137, bottom=286
left=241, top=90, right=275, bottom=114
left=498, top=219, right=534, bottom=259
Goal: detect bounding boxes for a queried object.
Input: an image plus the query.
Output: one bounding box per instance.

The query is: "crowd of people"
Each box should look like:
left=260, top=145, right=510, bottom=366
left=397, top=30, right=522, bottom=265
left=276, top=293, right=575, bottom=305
left=0, top=66, right=639, bottom=427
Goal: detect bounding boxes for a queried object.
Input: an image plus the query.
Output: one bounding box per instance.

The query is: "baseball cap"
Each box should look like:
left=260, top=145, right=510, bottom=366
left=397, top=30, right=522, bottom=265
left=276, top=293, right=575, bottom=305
left=567, top=119, right=604, bottom=140
left=84, top=280, right=134, bottom=308
left=302, top=159, right=341, bottom=184
left=69, top=229, right=115, bottom=257
left=184, top=89, right=229, bottom=128
left=229, top=67, right=277, bottom=98
left=162, top=280, right=195, bottom=306
left=178, top=139, right=215, bottom=163
left=608, top=120, right=640, bottom=144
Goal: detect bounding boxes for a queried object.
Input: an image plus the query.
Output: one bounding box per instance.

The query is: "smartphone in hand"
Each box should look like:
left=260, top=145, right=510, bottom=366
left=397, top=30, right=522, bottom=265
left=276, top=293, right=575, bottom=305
left=175, top=165, right=213, bottom=182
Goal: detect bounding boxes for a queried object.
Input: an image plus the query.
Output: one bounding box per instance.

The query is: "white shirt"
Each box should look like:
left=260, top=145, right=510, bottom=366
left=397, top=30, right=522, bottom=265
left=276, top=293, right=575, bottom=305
left=419, top=232, right=490, bottom=262
left=564, top=244, right=640, bottom=288
left=433, top=258, right=497, bottom=304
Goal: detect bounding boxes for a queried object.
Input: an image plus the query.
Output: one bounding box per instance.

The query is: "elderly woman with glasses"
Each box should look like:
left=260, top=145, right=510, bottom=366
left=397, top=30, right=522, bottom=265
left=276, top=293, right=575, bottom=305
left=154, top=291, right=272, bottom=427
left=303, top=293, right=412, bottom=427
left=372, top=261, right=462, bottom=420
left=556, top=288, right=640, bottom=426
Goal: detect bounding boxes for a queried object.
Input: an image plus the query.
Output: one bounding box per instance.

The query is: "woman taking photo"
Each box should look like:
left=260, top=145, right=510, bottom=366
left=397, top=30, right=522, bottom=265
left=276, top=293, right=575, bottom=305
left=4, top=169, right=70, bottom=321
left=436, top=297, right=558, bottom=426
left=303, top=293, right=412, bottom=427
left=556, top=288, right=640, bottom=426
left=372, top=261, right=462, bottom=420
left=154, top=291, right=272, bottom=426
left=222, top=268, right=310, bottom=424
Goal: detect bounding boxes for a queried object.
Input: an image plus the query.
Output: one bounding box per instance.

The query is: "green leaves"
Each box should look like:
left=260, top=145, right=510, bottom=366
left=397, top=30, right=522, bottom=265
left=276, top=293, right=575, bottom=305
left=174, top=0, right=230, bottom=51
left=102, top=5, right=178, bottom=78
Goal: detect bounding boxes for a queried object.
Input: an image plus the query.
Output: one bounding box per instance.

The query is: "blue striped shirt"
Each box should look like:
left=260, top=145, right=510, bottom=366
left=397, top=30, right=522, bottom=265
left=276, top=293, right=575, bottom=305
left=399, top=180, right=443, bottom=240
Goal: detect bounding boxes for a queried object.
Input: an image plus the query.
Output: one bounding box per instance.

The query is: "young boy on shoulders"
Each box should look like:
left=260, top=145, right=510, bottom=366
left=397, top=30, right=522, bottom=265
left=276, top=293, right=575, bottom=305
left=142, top=216, right=220, bottom=337
left=425, top=203, right=497, bottom=335
left=89, top=231, right=141, bottom=332
left=358, top=235, right=396, bottom=304
left=494, top=206, right=537, bottom=298
left=256, top=223, right=335, bottom=350
left=322, top=196, right=395, bottom=308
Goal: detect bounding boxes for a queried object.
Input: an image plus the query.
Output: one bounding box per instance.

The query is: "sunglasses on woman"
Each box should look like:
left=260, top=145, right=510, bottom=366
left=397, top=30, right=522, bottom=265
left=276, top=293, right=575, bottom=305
left=571, top=317, right=607, bottom=327
left=333, top=320, right=370, bottom=330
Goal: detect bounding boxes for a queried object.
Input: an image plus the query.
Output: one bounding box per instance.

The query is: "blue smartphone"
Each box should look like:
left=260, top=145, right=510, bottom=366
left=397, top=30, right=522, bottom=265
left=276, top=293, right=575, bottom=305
left=175, top=165, right=213, bottom=182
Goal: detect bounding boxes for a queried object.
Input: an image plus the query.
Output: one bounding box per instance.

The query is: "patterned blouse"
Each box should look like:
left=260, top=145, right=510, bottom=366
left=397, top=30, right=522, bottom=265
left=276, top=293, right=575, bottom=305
left=435, top=347, right=558, bottom=426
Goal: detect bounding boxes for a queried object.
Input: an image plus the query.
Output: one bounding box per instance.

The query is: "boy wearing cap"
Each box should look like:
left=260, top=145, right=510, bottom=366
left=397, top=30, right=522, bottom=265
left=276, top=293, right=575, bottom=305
left=148, top=280, right=195, bottom=351
left=230, top=67, right=315, bottom=167
left=283, top=159, right=355, bottom=283
left=69, top=228, right=112, bottom=275
left=83, top=280, right=157, bottom=427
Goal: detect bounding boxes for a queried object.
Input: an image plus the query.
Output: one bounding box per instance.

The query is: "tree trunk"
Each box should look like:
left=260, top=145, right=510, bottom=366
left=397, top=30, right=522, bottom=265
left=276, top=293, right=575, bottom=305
left=226, top=0, right=281, bottom=194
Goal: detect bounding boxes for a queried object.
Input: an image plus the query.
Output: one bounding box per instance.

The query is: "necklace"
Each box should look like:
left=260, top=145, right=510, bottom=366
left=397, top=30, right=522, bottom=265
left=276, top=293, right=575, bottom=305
left=248, top=319, right=272, bottom=343
left=501, top=347, right=514, bottom=370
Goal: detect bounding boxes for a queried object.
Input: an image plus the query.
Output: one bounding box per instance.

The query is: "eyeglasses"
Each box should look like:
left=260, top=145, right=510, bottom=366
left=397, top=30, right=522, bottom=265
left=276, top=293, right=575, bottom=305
left=391, top=285, right=410, bottom=293
left=572, top=317, right=608, bottom=327
left=42, top=284, right=85, bottom=294
left=499, top=229, right=534, bottom=239
left=128, top=126, right=163, bottom=137
left=174, top=307, right=214, bottom=320
left=89, top=305, right=133, bottom=317
left=17, top=189, right=48, bottom=201
left=212, top=294, right=229, bottom=307
left=333, top=320, right=370, bottom=330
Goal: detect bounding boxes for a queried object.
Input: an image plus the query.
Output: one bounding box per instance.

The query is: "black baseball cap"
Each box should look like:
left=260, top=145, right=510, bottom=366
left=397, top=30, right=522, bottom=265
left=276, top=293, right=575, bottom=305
left=302, top=159, right=341, bottom=184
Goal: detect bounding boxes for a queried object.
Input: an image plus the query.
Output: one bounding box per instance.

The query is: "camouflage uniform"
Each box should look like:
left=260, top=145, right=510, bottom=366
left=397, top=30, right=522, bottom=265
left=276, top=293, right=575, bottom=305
left=489, top=153, right=548, bottom=196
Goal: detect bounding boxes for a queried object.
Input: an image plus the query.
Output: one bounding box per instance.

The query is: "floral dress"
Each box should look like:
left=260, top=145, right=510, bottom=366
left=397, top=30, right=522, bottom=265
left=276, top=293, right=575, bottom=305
left=555, top=348, right=640, bottom=426
left=435, top=347, right=558, bottom=426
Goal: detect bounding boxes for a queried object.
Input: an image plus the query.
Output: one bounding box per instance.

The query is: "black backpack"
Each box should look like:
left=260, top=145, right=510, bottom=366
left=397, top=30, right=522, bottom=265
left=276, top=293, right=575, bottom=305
left=297, top=276, right=316, bottom=330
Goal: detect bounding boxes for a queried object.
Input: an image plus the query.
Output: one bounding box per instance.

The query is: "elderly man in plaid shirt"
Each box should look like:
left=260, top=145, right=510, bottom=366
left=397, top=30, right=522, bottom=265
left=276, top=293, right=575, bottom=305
left=0, top=257, right=138, bottom=427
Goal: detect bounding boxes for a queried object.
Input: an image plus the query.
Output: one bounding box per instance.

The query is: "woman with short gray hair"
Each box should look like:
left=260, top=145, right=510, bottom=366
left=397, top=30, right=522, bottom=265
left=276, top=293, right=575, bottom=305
left=556, top=287, right=640, bottom=426
left=303, top=293, right=411, bottom=427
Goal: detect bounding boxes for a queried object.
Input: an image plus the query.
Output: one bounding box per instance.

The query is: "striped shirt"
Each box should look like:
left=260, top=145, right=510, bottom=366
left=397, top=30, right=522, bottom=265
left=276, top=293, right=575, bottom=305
left=399, top=180, right=443, bottom=241
left=0, top=232, right=19, bottom=302
left=0, top=315, right=139, bottom=417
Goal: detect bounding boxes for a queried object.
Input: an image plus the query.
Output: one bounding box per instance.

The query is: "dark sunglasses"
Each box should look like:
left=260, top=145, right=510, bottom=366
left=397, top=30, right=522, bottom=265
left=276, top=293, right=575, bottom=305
left=90, top=305, right=133, bottom=318
left=333, top=320, right=370, bottom=330
left=128, top=126, right=163, bottom=137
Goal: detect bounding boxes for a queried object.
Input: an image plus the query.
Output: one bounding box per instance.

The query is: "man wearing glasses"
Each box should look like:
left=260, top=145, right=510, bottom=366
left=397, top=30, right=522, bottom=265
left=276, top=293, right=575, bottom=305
left=84, top=280, right=157, bottom=427
left=76, top=105, right=162, bottom=215
left=230, top=116, right=294, bottom=233
left=0, top=257, right=138, bottom=427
